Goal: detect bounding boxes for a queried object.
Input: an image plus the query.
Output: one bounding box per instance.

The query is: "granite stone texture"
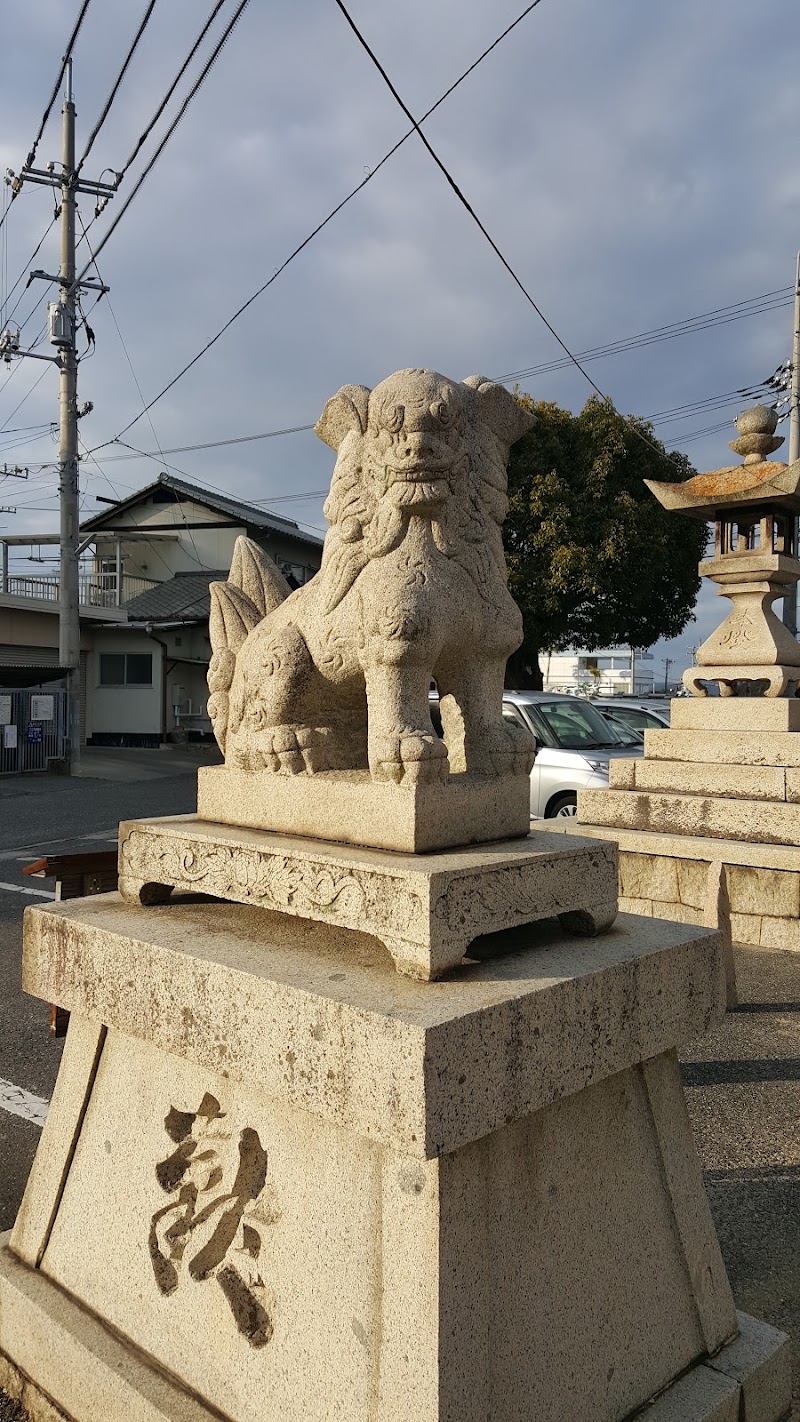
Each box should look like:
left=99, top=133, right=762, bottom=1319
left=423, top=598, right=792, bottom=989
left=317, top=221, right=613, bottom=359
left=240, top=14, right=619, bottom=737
left=196, top=762, right=532, bottom=852
left=5, top=889, right=791, bottom=1422
left=579, top=786, right=800, bottom=848
left=20, top=898, right=718, bottom=1159
left=117, top=814, right=618, bottom=980
left=645, top=728, right=800, bottom=766
left=670, top=698, right=800, bottom=732
left=608, top=758, right=787, bottom=802
left=1, top=885, right=789, bottom=1420
left=204, top=370, right=536, bottom=852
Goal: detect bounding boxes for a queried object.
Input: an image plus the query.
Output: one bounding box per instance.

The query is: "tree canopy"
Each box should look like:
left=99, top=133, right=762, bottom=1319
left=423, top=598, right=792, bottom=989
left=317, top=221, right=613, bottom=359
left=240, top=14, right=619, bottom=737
left=503, top=395, right=707, bottom=687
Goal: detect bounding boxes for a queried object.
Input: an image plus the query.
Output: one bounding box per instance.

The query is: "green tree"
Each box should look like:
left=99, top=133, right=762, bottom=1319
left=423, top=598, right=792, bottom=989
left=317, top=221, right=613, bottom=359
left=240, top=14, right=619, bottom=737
left=504, top=395, right=706, bottom=688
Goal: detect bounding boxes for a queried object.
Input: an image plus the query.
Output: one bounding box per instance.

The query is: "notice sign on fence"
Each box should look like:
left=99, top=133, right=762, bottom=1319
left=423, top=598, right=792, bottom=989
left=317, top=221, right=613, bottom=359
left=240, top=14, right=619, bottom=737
left=30, top=694, right=54, bottom=722
left=4, top=724, right=17, bottom=749
left=27, top=724, right=42, bottom=745
left=0, top=695, right=10, bottom=726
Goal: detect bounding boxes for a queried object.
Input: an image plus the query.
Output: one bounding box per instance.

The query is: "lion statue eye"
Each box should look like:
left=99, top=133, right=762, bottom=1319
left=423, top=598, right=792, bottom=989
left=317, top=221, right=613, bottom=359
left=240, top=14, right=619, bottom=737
left=382, top=404, right=404, bottom=434
left=432, top=399, right=452, bottom=426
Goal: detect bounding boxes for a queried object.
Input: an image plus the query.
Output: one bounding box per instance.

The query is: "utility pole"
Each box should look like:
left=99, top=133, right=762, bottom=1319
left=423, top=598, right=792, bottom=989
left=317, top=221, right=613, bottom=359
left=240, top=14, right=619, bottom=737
left=782, top=250, right=800, bottom=636
left=2, top=61, right=113, bottom=771
left=663, top=657, right=672, bottom=693
left=629, top=644, right=636, bottom=696
left=58, top=66, right=80, bottom=771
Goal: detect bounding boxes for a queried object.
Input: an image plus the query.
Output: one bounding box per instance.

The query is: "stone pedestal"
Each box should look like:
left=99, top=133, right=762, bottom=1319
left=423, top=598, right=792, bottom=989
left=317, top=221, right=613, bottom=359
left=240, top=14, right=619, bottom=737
left=117, top=814, right=618, bottom=980
left=196, top=765, right=532, bottom=854
left=547, top=696, right=800, bottom=951
left=0, top=894, right=790, bottom=1421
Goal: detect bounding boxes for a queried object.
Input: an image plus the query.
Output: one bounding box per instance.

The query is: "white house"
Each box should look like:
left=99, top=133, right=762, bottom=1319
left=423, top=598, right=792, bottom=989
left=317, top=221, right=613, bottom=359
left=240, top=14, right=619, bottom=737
left=541, top=647, right=655, bottom=696
left=0, top=472, right=323, bottom=747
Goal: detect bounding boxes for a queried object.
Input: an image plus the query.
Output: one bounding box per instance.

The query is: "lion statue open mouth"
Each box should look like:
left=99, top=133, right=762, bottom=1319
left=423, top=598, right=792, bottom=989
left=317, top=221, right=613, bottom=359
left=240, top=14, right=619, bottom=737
left=207, top=368, right=535, bottom=785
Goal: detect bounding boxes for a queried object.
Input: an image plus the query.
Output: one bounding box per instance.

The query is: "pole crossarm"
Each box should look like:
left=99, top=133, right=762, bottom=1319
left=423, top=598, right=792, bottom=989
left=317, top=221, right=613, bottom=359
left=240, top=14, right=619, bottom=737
left=28, top=269, right=109, bottom=294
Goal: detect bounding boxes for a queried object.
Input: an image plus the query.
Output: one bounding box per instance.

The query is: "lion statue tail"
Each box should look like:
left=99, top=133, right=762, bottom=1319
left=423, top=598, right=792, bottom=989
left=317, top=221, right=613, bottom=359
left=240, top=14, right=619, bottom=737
left=207, top=536, right=292, bottom=752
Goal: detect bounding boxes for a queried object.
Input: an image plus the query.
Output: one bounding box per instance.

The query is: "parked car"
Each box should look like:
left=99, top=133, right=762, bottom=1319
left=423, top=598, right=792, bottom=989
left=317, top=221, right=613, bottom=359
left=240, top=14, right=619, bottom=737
left=429, top=689, right=644, bottom=819
left=502, top=691, right=644, bottom=818
left=590, top=697, right=671, bottom=733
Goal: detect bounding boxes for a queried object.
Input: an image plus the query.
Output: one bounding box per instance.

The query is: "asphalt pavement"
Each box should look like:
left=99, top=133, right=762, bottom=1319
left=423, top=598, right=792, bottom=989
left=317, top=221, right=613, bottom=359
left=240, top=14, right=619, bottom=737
left=0, top=759, right=797, bottom=1417
left=0, top=746, right=219, bottom=1235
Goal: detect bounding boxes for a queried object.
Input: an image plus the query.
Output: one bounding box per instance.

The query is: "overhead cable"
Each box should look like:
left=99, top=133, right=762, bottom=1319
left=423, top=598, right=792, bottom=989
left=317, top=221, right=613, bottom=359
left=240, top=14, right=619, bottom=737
left=105, top=0, right=229, bottom=196
left=76, top=0, right=160, bottom=175
left=495, top=290, right=793, bottom=383
left=71, top=0, right=252, bottom=292
left=25, top=0, right=93, bottom=172
left=91, top=0, right=549, bottom=449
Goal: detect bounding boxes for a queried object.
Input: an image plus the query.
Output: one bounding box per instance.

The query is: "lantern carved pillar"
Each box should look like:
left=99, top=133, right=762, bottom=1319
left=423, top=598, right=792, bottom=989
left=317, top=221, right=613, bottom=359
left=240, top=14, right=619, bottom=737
left=645, top=405, right=800, bottom=697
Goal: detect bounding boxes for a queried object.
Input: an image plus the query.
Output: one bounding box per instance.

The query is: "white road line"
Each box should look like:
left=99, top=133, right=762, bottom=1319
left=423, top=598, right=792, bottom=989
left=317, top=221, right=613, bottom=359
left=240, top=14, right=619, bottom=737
left=0, top=829, right=119, bottom=861
left=0, top=880, right=55, bottom=899
left=0, top=1077, right=49, bottom=1127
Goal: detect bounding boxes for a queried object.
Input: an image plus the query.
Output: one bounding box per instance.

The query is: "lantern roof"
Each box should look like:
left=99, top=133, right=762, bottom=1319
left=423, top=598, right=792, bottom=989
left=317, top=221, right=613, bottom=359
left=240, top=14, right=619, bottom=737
left=645, top=405, right=800, bottom=521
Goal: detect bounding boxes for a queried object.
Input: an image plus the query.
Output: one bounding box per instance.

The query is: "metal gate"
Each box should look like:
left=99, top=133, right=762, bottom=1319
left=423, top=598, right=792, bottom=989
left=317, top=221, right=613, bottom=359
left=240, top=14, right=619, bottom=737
left=0, top=688, right=67, bottom=773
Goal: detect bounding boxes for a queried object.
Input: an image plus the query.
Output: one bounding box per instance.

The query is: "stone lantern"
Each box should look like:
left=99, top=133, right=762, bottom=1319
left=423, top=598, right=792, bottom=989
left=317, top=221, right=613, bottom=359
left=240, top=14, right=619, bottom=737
left=645, top=404, right=800, bottom=696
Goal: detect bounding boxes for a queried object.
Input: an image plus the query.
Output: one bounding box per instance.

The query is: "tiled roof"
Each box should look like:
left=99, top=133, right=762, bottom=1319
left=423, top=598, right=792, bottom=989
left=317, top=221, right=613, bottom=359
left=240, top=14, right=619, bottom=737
left=123, top=570, right=226, bottom=623
left=81, top=472, right=323, bottom=549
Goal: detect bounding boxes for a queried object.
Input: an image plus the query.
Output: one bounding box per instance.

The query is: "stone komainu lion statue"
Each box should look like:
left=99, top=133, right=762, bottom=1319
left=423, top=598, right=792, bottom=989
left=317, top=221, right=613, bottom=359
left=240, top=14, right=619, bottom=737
left=207, top=368, right=535, bottom=785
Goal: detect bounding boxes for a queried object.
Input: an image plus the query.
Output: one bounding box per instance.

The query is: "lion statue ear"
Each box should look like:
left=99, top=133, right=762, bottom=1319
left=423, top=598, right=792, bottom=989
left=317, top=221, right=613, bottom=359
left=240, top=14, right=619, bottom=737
left=463, top=375, right=534, bottom=446
left=315, top=384, right=371, bottom=450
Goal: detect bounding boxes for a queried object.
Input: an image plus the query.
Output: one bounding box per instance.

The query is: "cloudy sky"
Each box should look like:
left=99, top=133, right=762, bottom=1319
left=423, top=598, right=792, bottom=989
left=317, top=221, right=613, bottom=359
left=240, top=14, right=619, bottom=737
left=1, top=0, right=797, bottom=683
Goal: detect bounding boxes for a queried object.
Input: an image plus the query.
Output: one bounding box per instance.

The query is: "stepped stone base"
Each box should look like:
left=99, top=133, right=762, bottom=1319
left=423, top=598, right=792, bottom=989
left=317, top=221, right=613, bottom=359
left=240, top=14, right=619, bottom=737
left=118, top=814, right=618, bottom=980
left=547, top=695, right=800, bottom=951
left=0, top=894, right=790, bottom=1421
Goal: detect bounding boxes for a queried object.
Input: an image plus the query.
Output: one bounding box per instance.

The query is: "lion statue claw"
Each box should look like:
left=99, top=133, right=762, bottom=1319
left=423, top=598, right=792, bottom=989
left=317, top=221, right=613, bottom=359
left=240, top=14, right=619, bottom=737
left=208, top=368, right=535, bottom=785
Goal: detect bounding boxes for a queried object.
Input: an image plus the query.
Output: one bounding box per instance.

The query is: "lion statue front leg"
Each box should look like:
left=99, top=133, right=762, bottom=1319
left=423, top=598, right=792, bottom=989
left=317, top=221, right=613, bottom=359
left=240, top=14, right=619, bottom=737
left=362, top=657, right=448, bottom=785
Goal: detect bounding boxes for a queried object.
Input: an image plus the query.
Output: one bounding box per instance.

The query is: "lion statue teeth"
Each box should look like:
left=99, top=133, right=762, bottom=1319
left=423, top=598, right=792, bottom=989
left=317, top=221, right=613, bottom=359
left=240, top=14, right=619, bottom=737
left=207, top=368, right=536, bottom=786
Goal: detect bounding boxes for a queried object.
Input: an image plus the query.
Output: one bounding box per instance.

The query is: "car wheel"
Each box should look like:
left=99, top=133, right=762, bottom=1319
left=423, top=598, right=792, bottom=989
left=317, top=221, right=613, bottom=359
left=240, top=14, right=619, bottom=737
left=548, top=792, right=578, bottom=818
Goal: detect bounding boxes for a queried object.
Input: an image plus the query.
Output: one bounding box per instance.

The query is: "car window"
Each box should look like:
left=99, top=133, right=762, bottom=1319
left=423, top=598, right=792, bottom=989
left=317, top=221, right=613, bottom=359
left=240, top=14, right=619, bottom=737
left=502, top=703, right=528, bottom=730
left=603, top=706, right=650, bottom=730
left=534, top=699, right=627, bottom=749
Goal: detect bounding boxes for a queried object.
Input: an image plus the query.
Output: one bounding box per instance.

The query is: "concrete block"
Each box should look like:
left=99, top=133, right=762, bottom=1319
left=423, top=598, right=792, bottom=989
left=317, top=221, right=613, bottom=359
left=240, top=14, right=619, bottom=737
left=635, top=1365, right=739, bottom=1421
left=729, top=912, right=763, bottom=946
left=619, top=851, right=679, bottom=903
left=759, top=915, right=800, bottom=951
left=783, top=767, right=800, bottom=803
left=727, top=865, right=800, bottom=919
left=540, top=818, right=800, bottom=874
left=619, top=896, right=653, bottom=916
left=677, top=859, right=710, bottom=910
left=579, top=787, right=800, bottom=849
left=707, top=1310, right=792, bottom=1422
left=632, top=760, right=786, bottom=802
left=0, top=1239, right=215, bottom=1421
left=196, top=764, right=531, bottom=854
left=645, top=729, right=800, bottom=767
left=652, top=900, right=704, bottom=926
left=609, top=757, right=636, bottom=788
left=118, top=816, right=619, bottom=981
left=670, top=698, right=800, bottom=732
left=21, top=900, right=724, bottom=1161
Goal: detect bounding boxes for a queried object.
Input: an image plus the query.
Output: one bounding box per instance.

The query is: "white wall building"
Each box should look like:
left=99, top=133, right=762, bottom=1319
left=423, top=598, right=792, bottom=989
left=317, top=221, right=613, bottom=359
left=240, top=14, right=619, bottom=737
left=541, top=647, right=655, bottom=696
left=0, top=473, right=323, bottom=746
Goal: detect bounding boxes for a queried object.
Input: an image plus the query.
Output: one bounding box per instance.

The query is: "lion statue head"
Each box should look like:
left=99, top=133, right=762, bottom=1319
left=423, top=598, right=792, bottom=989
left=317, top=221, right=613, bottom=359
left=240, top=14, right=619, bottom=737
left=314, top=368, right=533, bottom=612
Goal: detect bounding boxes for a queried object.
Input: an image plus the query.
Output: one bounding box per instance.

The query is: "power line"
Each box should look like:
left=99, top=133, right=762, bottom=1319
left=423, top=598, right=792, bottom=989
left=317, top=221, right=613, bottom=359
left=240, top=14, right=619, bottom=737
left=104, top=0, right=230, bottom=199
left=1, top=215, right=60, bottom=327
left=332, top=0, right=609, bottom=398
left=23, top=0, right=93, bottom=174
left=92, top=0, right=549, bottom=449
left=495, top=290, right=793, bottom=383
left=76, top=0, right=160, bottom=175
left=71, top=0, right=253, bottom=293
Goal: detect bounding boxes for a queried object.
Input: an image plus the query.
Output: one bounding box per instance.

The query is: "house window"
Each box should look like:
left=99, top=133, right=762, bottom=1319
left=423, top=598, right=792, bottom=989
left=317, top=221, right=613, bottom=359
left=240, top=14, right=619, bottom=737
left=99, top=652, right=153, bottom=686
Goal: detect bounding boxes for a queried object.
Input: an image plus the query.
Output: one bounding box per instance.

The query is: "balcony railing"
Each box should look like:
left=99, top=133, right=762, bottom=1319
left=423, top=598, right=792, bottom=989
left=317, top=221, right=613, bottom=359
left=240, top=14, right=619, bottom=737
left=4, top=572, right=160, bottom=608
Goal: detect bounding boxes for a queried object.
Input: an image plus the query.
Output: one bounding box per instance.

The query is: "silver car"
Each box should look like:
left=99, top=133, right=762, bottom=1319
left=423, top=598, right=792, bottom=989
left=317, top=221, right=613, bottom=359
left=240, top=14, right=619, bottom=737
left=590, top=697, right=671, bottom=733
left=501, top=690, right=643, bottom=819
